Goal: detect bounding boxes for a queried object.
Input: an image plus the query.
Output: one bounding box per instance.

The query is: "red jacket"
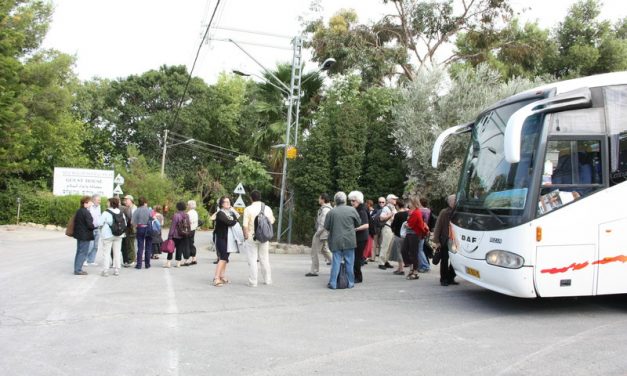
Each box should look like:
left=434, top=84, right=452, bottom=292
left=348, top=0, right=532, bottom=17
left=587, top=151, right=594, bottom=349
left=407, top=209, right=429, bottom=238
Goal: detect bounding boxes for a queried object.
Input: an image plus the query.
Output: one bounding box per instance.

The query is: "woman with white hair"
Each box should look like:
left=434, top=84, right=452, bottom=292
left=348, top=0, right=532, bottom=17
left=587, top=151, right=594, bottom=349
left=348, top=191, right=369, bottom=283
left=186, top=200, right=199, bottom=266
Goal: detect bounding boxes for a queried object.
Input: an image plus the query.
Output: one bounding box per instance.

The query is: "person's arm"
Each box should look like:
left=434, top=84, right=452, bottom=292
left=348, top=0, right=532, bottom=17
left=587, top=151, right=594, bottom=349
left=242, top=208, right=250, bottom=240
left=355, top=209, right=369, bottom=232
left=216, top=211, right=238, bottom=226
left=266, top=205, right=275, bottom=224
left=85, top=210, right=95, bottom=231
left=323, top=210, right=332, bottom=232
left=379, top=206, right=393, bottom=222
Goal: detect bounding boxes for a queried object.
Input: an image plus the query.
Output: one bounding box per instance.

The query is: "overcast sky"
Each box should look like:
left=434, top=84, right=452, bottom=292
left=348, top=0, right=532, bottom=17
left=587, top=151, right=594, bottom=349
left=41, top=0, right=626, bottom=84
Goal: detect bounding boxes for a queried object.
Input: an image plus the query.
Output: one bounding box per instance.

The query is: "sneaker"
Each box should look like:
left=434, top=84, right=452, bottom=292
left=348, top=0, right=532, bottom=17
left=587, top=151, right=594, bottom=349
left=113, top=269, right=120, bottom=276
left=101, top=271, right=109, bottom=277
left=305, top=273, right=319, bottom=277
left=246, top=282, right=257, bottom=287
left=378, top=265, right=387, bottom=270
left=393, top=270, right=405, bottom=275
left=87, top=262, right=98, bottom=266
left=417, top=268, right=430, bottom=273
left=74, top=271, right=88, bottom=275
left=326, top=262, right=331, bottom=266
left=384, top=262, right=394, bottom=269
left=449, top=280, right=459, bottom=285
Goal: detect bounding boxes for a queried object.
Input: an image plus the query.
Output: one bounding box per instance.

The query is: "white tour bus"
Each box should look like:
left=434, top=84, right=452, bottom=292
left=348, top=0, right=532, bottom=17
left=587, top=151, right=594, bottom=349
left=432, top=71, right=627, bottom=298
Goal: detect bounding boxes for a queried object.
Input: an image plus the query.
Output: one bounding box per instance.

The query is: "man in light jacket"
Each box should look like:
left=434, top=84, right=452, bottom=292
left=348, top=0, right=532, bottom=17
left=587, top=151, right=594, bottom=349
left=242, top=190, right=275, bottom=287
left=306, top=193, right=333, bottom=277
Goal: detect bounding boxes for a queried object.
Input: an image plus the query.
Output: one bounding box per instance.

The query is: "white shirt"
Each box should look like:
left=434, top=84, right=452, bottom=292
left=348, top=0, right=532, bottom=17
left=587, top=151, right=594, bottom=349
left=242, top=201, right=275, bottom=239
left=188, top=209, right=199, bottom=231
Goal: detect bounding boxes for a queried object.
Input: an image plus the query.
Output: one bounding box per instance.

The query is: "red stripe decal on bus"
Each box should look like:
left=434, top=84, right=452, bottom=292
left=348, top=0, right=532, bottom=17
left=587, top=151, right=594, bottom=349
left=592, top=255, right=627, bottom=265
left=540, top=262, right=589, bottom=274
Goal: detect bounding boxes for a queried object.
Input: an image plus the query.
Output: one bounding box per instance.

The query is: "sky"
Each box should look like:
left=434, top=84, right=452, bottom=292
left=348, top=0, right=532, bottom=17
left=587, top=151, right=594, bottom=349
left=41, top=0, right=626, bottom=84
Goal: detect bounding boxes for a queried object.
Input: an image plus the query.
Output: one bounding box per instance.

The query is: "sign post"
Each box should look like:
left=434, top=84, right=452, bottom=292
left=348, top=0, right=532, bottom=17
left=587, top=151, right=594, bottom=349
left=113, top=174, right=125, bottom=197
left=16, top=197, right=21, bottom=225
left=233, top=182, right=246, bottom=215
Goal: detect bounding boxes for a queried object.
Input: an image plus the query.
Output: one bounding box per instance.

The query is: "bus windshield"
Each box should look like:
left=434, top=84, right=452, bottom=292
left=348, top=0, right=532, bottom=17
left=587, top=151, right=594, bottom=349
left=455, top=100, right=542, bottom=230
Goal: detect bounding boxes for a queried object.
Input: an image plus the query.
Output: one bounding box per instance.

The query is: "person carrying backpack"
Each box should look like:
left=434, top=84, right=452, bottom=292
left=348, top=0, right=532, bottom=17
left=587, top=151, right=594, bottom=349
left=165, top=201, right=192, bottom=268
left=242, top=190, right=275, bottom=287
left=98, top=197, right=126, bottom=277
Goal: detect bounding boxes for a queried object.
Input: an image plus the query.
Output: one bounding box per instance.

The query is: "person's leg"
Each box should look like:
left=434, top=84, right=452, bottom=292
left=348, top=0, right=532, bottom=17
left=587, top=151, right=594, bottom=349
left=101, top=237, right=113, bottom=275
left=328, top=251, right=341, bottom=289
left=144, top=233, right=152, bottom=268
left=128, top=234, right=137, bottom=264
left=182, top=237, right=191, bottom=264
left=440, top=245, right=450, bottom=285
left=121, top=236, right=129, bottom=264
left=258, top=241, right=272, bottom=284
left=378, top=227, right=394, bottom=266
left=190, top=231, right=197, bottom=261
left=245, top=240, right=259, bottom=286
left=135, top=227, right=146, bottom=269
left=112, top=238, right=122, bottom=274
left=74, top=240, right=89, bottom=274
left=417, top=238, right=430, bottom=272
left=344, top=249, right=355, bottom=288
left=321, top=239, right=332, bottom=263
left=310, top=233, right=321, bottom=274
left=173, top=238, right=183, bottom=266
left=354, top=240, right=365, bottom=283
left=86, top=229, right=100, bottom=264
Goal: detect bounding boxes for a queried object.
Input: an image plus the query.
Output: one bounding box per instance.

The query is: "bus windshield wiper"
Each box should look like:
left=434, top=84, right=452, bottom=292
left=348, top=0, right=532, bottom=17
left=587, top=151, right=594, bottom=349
left=485, top=207, right=505, bottom=225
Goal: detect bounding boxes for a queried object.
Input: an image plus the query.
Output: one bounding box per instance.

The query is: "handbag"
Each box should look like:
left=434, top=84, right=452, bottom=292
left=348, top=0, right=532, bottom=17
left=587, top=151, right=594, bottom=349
left=161, top=239, right=175, bottom=253
left=432, top=248, right=441, bottom=265
left=65, top=213, right=76, bottom=237
left=337, top=262, right=349, bottom=289
left=424, top=240, right=434, bottom=259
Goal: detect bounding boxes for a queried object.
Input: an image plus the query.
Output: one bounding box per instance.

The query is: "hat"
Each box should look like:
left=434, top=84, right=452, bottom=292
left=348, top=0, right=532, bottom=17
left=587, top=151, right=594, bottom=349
left=124, top=195, right=134, bottom=202
left=386, top=194, right=398, bottom=201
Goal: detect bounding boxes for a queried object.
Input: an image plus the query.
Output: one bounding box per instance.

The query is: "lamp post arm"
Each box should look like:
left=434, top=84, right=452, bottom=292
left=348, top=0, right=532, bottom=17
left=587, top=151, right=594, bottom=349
left=228, top=38, right=291, bottom=94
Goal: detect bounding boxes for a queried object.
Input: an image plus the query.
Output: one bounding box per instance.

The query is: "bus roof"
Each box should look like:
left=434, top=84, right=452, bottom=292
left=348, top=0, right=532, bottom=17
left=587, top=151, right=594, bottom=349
left=522, top=71, right=627, bottom=96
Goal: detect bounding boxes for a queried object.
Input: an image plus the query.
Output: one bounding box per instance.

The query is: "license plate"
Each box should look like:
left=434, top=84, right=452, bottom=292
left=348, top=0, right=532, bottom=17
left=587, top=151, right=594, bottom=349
left=465, top=266, right=481, bottom=279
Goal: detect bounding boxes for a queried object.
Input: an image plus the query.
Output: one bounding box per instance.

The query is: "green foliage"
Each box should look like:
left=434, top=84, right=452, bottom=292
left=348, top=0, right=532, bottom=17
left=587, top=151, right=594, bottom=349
left=0, top=0, right=54, bottom=178
left=224, top=155, right=272, bottom=193
left=453, top=0, right=627, bottom=79
left=393, top=65, right=541, bottom=203
left=303, top=0, right=514, bottom=84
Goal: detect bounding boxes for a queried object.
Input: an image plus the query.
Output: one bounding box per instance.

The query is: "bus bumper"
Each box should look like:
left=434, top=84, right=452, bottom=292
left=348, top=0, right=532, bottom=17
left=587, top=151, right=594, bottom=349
left=450, top=252, right=538, bottom=298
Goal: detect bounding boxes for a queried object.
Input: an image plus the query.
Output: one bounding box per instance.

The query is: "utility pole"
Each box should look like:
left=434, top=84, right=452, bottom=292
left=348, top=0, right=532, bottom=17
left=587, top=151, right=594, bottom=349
left=277, top=36, right=303, bottom=244
left=160, top=129, right=169, bottom=178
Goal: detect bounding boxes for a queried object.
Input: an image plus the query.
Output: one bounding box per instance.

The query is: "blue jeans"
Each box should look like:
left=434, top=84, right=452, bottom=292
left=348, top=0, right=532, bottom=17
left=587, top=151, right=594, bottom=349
left=418, top=238, right=430, bottom=271
left=86, top=228, right=100, bottom=263
left=328, top=249, right=355, bottom=289
left=74, top=240, right=90, bottom=273
left=135, top=226, right=153, bottom=268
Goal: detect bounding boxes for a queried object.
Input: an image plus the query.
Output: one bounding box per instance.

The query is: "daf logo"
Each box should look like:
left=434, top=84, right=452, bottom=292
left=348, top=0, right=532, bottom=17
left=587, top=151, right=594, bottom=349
left=461, top=235, right=477, bottom=243
left=458, top=232, right=483, bottom=253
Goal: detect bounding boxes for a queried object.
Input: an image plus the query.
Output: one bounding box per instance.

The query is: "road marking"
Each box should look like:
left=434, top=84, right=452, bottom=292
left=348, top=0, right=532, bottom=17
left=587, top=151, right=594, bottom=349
left=164, top=269, right=179, bottom=375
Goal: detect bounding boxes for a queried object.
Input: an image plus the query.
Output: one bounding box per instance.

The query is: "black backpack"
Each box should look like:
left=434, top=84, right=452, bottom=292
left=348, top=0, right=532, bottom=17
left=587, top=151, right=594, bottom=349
left=107, top=209, right=126, bottom=236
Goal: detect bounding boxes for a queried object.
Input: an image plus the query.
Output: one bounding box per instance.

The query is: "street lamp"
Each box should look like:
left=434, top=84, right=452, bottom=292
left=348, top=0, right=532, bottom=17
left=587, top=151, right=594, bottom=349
left=232, top=70, right=290, bottom=96
left=160, top=129, right=194, bottom=177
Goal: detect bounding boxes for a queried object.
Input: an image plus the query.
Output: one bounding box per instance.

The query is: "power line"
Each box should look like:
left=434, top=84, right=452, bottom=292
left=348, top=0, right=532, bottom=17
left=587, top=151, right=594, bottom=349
left=168, top=131, right=244, bottom=156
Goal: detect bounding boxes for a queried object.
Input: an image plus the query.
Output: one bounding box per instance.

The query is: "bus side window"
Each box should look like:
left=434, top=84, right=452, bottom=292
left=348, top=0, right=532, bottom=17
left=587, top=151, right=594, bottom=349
left=538, top=139, right=603, bottom=216
left=610, top=132, right=627, bottom=184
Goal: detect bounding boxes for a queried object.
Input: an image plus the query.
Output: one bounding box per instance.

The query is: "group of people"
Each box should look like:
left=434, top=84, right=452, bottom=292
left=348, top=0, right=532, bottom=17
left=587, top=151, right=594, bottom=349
left=71, top=194, right=200, bottom=276
left=71, top=188, right=458, bottom=290
left=307, top=190, right=459, bottom=289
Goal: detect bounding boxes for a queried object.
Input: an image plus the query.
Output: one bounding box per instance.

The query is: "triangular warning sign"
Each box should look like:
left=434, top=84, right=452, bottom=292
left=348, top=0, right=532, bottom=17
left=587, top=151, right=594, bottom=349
left=233, top=195, right=246, bottom=208
left=112, top=184, right=124, bottom=195
left=233, top=182, right=246, bottom=195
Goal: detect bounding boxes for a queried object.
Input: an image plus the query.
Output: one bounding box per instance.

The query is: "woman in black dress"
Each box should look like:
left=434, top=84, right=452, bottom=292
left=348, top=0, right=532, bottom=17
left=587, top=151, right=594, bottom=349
left=348, top=191, right=369, bottom=283
left=212, top=196, right=239, bottom=287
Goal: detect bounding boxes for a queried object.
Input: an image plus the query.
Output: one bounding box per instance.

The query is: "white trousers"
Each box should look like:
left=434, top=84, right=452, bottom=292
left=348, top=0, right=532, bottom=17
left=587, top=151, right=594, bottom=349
left=310, top=233, right=331, bottom=273
left=245, top=239, right=271, bottom=286
left=379, top=226, right=394, bottom=265
left=101, top=236, right=123, bottom=272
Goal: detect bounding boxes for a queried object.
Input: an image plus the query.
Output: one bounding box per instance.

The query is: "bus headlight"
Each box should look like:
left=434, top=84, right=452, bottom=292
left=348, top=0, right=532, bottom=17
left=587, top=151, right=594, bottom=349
left=486, top=250, right=524, bottom=269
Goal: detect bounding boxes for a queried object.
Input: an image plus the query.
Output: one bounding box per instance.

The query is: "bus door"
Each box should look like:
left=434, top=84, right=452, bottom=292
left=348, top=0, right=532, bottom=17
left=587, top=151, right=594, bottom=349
left=596, top=217, right=627, bottom=295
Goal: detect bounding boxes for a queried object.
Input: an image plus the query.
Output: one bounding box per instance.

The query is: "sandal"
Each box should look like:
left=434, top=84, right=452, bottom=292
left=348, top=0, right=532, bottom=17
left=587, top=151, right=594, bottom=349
left=220, top=277, right=230, bottom=284
left=213, top=278, right=224, bottom=287
left=406, top=273, right=420, bottom=280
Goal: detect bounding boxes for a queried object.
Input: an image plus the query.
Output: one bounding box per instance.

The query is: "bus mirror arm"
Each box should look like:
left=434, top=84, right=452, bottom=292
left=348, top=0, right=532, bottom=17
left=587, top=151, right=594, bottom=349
left=432, top=122, right=474, bottom=168
left=504, top=88, right=592, bottom=163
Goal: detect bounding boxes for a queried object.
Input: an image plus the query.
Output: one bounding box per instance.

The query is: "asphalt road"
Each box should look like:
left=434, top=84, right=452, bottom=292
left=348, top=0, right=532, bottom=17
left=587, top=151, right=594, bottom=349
left=1, top=226, right=627, bottom=376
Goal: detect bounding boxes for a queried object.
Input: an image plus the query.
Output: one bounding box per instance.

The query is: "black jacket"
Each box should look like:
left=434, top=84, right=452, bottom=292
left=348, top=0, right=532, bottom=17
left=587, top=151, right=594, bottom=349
left=73, top=207, right=95, bottom=241
left=214, top=210, right=238, bottom=240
